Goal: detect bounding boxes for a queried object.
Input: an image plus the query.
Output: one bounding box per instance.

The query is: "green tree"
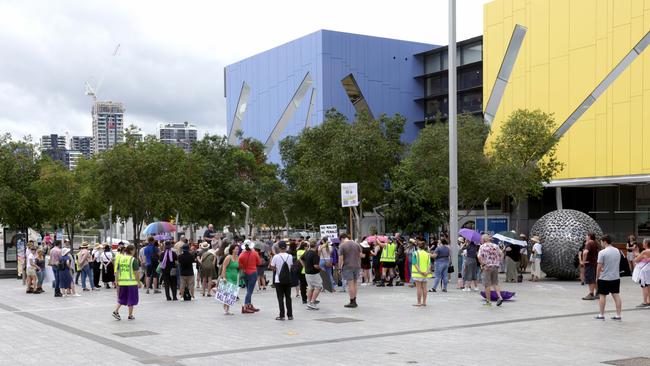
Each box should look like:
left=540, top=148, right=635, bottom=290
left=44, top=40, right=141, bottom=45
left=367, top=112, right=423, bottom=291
left=95, top=139, right=187, bottom=245
left=279, top=109, right=406, bottom=227
left=388, top=114, right=497, bottom=232
left=488, top=109, right=563, bottom=230
left=0, top=134, right=42, bottom=234
left=33, top=159, right=81, bottom=244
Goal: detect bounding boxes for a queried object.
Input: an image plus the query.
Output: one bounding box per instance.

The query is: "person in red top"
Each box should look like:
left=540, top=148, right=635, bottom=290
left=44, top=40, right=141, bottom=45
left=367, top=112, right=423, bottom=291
left=238, top=240, right=261, bottom=313
left=582, top=233, right=600, bottom=300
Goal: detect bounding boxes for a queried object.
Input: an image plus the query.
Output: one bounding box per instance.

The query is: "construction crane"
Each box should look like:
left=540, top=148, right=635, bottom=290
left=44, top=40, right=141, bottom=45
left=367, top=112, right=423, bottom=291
left=84, top=44, right=120, bottom=102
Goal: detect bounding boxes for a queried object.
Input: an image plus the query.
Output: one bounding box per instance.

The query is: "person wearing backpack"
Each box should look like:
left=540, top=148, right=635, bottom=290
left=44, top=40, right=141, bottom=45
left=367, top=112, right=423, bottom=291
left=269, top=241, right=294, bottom=320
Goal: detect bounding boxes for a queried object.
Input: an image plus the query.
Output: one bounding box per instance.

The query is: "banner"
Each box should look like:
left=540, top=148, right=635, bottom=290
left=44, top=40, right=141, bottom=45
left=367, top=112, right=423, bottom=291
left=320, top=224, right=338, bottom=239
left=214, top=279, right=240, bottom=307
left=341, top=182, right=359, bottom=207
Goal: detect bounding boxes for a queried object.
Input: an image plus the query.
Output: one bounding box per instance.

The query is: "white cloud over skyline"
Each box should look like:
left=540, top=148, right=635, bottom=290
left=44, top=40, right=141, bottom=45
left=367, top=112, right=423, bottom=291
left=0, top=0, right=490, bottom=142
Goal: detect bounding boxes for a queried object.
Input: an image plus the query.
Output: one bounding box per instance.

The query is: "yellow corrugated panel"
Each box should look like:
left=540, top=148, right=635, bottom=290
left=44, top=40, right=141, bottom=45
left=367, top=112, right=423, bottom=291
left=549, top=0, right=570, bottom=58
left=485, top=0, right=503, bottom=26
left=530, top=64, right=550, bottom=111
left=645, top=0, right=650, bottom=10
left=555, top=135, right=570, bottom=179
left=570, top=0, right=597, bottom=50
left=633, top=0, right=644, bottom=16
left=594, top=112, right=608, bottom=176
left=612, top=101, right=631, bottom=175
left=597, top=0, right=610, bottom=40
left=643, top=92, right=650, bottom=169
left=613, top=0, right=632, bottom=26
left=595, top=38, right=610, bottom=114
left=630, top=95, right=643, bottom=172
left=631, top=18, right=645, bottom=96
left=530, top=0, right=550, bottom=67
left=612, top=24, right=632, bottom=104
left=549, top=55, right=570, bottom=123
left=569, top=45, right=598, bottom=121
left=568, top=117, right=596, bottom=178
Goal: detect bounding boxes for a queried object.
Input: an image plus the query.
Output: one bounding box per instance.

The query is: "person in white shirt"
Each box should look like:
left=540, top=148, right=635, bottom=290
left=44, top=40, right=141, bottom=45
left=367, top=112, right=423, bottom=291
left=530, top=236, right=543, bottom=282
left=25, top=245, right=38, bottom=294
left=595, top=235, right=622, bottom=321
left=269, top=241, right=294, bottom=321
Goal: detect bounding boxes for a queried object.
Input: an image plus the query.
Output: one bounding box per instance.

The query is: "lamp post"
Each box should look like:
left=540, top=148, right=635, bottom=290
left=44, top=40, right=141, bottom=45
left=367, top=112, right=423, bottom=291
left=448, top=0, right=459, bottom=273
left=241, top=202, right=250, bottom=237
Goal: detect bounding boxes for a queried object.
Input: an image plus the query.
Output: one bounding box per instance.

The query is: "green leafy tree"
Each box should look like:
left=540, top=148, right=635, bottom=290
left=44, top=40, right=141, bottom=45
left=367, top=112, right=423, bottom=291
left=488, top=109, right=563, bottom=230
left=0, top=134, right=42, bottom=234
left=388, top=114, right=497, bottom=232
left=280, top=109, right=406, bottom=227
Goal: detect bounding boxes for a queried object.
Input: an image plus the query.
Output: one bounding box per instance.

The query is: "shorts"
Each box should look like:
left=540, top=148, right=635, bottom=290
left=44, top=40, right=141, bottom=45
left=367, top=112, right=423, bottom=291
left=361, top=262, right=371, bottom=270
left=597, top=279, right=620, bottom=295
left=341, top=268, right=360, bottom=282
left=584, top=265, right=597, bottom=284
left=627, top=252, right=636, bottom=261
left=146, top=264, right=156, bottom=277
left=305, top=273, right=323, bottom=289
left=256, top=266, right=266, bottom=277
left=381, top=261, right=396, bottom=269
left=412, top=277, right=428, bottom=282
left=463, top=258, right=478, bottom=281
left=26, top=268, right=37, bottom=277
left=482, top=266, right=499, bottom=287
left=180, top=275, right=194, bottom=289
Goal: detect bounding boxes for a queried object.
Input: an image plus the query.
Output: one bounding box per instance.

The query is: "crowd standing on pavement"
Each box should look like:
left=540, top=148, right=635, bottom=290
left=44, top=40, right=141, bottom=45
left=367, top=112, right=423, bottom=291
left=22, top=226, right=650, bottom=323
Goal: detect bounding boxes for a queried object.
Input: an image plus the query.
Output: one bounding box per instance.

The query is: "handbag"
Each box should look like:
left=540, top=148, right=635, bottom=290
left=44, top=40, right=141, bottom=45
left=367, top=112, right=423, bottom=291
left=447, top=264, right=455, bottom=274
left=156, top=263, right=162, bottom=275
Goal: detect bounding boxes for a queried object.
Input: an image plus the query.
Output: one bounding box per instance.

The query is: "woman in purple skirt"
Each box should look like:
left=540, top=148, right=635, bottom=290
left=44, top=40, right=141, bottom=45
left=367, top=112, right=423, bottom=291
left=112, top=244, right=141, bottom=321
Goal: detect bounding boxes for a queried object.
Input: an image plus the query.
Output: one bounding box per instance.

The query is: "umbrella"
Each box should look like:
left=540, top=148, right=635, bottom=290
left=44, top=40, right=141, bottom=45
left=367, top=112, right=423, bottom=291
left=154, top=234, right=172, bottom=241
left=366, top=235, right=388, bottom=244
left=481, top=290, right=516, bottom=301
left=459, top=228, right=481, bottom=244
left=493, top=231, right=527, bottom=247
left=143, top=221, right=177, bottom=235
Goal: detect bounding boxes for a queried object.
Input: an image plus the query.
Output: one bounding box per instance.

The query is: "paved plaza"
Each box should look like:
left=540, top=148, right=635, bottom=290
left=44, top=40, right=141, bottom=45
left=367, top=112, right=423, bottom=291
left=0, top=274, right=648, bottom=366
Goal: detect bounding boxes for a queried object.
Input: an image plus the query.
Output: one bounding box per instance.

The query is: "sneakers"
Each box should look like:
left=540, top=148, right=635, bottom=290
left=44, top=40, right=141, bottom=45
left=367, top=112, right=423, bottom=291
left=611, top=316, right=622, bottom=321
left=73, top=293, right=81, bottom=297
left=496, top=298, right=503, bottom=306
left=112, top=311, right=121, bottom=321
left=307, top=302, right=319, bottom=310
left=582, top=294, right=597, bottom=300
left=462, top=287, right=471, bottom=292
left=428, top=288, right=437, bottom=293
left=442, top=289, right=447, bottom=293
left=471, top=288, right=479, bottom=292
left=483, top=301, right=492, bottom=307
left=594, top=315, right=605, bottom=320
left=128, top=315, right=135, bottom=320
left=636, top=303, right=650, bottom=308
left=344, top=301, right=358, bottom=308
left=154, top=289, right=161, bottom=294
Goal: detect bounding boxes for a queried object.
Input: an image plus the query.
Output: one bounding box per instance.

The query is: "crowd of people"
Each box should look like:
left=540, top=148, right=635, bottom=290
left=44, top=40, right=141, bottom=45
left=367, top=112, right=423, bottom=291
left=23, top=225, right=650, bottom=322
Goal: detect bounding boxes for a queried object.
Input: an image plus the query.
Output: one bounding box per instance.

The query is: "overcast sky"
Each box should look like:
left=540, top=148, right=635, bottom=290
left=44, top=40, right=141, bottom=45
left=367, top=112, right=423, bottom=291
left=0, top=0, right=490, bottom=142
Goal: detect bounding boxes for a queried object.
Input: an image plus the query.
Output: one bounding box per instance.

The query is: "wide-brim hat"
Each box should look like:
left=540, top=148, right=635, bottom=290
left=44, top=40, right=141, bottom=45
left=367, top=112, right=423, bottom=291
left=61, top=248, right=71, bottom=256
left=94, top=244, right=103, bottom=250
left=199, top=242, right=210, bottom=249
left=531, top=236, right=540, bottom=243
left=80, top=243, right=89, bottom=248
left=360, top=240, right=370, bottom=248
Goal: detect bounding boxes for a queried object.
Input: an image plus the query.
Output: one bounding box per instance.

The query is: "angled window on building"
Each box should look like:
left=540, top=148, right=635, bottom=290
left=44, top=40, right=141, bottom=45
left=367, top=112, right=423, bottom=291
left=341, top=73, right=374, bottom=120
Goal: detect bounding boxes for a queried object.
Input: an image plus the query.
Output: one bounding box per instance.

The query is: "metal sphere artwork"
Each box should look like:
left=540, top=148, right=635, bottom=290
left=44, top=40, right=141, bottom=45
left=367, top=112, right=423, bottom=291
left=530, top=209, right=603, bottom=280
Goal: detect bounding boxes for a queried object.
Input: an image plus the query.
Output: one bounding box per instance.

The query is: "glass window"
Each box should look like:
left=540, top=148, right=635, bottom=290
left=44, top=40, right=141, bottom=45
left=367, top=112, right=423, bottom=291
left=441, top=50, right=448, bottom=70
left=459, top=66, right=482, bottom=90
left=461, top=41, right=482, bottom=65
left=425, top=96, right=449, bottom=118
left=458, top=91, right=482, bottom=113
left=424, top=54, right=440, bottom=74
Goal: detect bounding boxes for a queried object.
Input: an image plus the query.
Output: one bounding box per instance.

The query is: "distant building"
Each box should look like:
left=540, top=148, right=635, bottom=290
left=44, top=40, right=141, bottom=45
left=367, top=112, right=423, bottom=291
left=40, top=134, right=67, bottom=164
left=92, top=101, right=125, bottom=154
left=157, top=121, right=198, bottom=152
left=71, top=136, right=94, bottom=159
left=40, top=134, right=66, bottom=152
left=64, top=150, right=83, bottom=170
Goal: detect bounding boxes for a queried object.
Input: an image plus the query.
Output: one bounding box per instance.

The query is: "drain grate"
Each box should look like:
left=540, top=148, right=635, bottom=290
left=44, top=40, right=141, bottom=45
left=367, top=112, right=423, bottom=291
left=113, top=330, right=159, bottom=338
left=603, top=357, right=650, bottom=366
left=315, top=317, right=362, bottom=324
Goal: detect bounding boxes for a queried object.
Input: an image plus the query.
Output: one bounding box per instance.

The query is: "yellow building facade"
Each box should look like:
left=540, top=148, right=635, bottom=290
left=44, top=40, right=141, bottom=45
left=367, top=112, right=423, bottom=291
left=484, top=0, right=650, bottom=182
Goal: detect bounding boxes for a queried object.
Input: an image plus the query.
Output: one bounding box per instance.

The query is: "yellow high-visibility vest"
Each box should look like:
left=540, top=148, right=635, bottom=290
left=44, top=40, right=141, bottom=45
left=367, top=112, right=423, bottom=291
left=380, top=242, right=396, bottom=263
left=116, top=255, right=137, bottom=286
left=297, top=249, right=305, bottom=274
left=411, top=250, right=432, bottom=278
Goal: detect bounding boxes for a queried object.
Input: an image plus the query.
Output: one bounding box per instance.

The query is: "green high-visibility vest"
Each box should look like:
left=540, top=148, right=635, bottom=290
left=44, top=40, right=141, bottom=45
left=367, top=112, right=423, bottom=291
left=380, top=242, right=396, bottom=263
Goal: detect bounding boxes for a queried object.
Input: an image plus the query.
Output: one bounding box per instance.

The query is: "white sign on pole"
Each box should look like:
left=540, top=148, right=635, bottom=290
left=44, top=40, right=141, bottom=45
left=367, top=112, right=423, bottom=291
left=341, top=183, right=359, bottom=207
left=320, top=224, right=338, bottom=239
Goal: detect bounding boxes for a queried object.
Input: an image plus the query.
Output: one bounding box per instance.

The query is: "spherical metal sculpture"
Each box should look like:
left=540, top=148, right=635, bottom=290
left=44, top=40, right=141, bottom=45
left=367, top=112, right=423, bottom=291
left=530, top=209, right=603, bottom=280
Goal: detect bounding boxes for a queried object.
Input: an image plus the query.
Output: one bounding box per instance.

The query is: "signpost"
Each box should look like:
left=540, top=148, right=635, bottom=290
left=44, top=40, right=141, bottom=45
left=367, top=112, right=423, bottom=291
left=320, top=224, right=339, bottom=240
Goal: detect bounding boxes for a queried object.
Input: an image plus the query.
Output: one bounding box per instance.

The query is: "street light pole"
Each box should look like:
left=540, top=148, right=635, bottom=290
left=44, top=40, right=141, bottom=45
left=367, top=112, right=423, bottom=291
left=448, top=0, right=459, bottom=273
left=241, top=202, right=250, bottom=237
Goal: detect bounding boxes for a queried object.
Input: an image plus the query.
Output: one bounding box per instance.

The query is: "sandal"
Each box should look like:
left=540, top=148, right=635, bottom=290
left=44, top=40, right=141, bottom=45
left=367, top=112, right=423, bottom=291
left=128, top=315, right=135, bottom=320
left=112, top=311, right=121, bottom=321
left=275, top=316, right=285, bottom=321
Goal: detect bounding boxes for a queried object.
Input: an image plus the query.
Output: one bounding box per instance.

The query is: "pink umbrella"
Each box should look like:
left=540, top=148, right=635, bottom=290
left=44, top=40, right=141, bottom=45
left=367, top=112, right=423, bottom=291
left=366, top=235, right=388, bottom=244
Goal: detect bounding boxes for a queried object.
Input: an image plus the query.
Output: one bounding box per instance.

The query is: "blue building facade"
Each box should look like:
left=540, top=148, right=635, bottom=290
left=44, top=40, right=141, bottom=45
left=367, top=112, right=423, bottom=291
left=224, top=30, right=435, bottom=162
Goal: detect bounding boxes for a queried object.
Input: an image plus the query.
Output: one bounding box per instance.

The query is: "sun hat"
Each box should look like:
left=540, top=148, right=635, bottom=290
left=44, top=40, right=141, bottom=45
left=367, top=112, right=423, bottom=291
left=199, top=242, right=210, bottom=250
left=80, top=242, right=89, bottom=248
left=531, top=236, right=541, bottom=243
left=360, top=240, right=370, bottom=248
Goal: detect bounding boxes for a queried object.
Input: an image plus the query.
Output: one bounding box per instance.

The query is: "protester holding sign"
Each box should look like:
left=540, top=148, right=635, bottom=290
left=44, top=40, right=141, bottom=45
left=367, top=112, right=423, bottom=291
left=217, top=244, right=239, bottom=315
